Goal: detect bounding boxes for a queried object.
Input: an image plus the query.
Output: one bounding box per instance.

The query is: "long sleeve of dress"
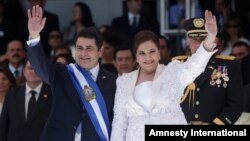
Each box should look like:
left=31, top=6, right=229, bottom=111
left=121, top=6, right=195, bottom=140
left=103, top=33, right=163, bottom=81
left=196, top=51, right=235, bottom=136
left=166, top=43, right=217, bottom=97
left=110, top=76, right=128, bottom=141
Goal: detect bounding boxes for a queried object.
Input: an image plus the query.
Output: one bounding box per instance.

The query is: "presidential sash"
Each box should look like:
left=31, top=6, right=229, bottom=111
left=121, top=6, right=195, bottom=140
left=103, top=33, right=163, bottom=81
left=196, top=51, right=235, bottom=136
left=67, top=64, right=110, bottom=141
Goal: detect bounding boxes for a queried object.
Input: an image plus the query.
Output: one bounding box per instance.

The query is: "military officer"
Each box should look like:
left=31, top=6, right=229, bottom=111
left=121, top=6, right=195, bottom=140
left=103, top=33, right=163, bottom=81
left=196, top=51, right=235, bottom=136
left=175, top=18, right=244, bottom=125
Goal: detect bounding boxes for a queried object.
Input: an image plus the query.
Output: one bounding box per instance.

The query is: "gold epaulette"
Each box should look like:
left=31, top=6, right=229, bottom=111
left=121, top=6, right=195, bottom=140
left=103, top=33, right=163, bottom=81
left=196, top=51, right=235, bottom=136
left=171, top=55, right=188, bottom=62
left=215, top=55, right=235, bottom=60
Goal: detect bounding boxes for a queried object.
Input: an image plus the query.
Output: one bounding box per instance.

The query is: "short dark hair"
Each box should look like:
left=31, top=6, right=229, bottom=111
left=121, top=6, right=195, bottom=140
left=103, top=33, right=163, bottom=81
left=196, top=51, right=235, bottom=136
left=113, top=47, right=135, bottom=60
left=158, top=35, right=170, bottom=49
left=75, top=27, right=103, bottom=50
left=232, top=41, right=250, bottom=52
left=0, top=67, right=16, bottom=88
left=133, top=30, right=159, bottom=53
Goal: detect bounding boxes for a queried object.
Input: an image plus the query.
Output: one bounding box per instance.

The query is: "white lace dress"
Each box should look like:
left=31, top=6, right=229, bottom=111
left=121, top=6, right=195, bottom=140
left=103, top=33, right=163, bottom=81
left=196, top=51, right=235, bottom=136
left=110, top=43, right=216, bottom=141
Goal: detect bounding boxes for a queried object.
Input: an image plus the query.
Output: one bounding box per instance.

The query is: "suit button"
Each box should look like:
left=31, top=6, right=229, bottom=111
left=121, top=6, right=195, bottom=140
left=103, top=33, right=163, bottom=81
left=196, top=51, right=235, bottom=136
left=196, top=101, right=200, bottom=105
left=197, top=88, right=200, bottom=91
left=195, top=114, right=199, bottom=118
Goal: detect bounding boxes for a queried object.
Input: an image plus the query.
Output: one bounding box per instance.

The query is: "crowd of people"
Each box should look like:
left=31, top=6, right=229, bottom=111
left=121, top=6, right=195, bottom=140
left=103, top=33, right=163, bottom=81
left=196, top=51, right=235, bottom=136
left=0, top=0, right=249, bottom=141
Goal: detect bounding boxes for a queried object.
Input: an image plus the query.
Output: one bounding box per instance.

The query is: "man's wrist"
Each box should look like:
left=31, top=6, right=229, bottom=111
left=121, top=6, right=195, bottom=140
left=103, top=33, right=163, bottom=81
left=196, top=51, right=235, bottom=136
left=29, top=34, right=40, bottom=40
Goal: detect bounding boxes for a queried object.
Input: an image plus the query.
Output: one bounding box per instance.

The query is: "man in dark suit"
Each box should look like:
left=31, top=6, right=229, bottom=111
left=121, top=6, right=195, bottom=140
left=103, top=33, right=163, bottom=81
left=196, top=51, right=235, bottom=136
left=112, top=0, right=159, bottom=43
left=177, top=17, right=244, bottom=125
left=26, top=5, right=116, bottom=141
left=0, top=60, right=52, bottom=141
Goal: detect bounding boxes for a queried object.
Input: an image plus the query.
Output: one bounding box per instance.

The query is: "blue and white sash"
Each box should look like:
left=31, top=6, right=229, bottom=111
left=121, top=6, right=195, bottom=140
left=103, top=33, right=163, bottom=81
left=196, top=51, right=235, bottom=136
left=67, top=64, right=110, bottom=141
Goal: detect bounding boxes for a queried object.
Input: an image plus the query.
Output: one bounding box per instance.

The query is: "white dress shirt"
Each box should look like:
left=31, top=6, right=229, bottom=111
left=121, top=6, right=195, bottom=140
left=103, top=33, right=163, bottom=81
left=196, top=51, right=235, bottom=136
left=25, top=82, right=43, bottom=119
left=8, top=64, right=23, bottom=77
left=128, top=12, right=140, bottom=26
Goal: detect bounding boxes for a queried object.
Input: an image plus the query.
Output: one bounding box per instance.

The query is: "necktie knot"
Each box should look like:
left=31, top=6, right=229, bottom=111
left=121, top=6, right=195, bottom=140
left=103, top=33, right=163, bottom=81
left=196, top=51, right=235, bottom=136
left=14, top=69, right=19, bottom=77
left=30, top=90, right=37, bottom=97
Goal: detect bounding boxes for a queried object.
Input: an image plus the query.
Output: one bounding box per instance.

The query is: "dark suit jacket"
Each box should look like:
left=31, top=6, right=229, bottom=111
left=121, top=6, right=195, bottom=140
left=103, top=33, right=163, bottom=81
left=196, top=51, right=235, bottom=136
left=112, top=13, right=159, bottom=43
left=180, top=56, right=244, bottom=124
left=0, top=83, right=52, bottom=141
left=26, top=42, right=116, bottom=141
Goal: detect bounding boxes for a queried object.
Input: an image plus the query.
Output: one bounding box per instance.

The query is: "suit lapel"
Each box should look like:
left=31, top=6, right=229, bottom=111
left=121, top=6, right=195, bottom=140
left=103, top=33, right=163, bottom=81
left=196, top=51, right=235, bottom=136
left=96, top=68, right=107, bottom=91
left=17, top=86, right=26, bottom=122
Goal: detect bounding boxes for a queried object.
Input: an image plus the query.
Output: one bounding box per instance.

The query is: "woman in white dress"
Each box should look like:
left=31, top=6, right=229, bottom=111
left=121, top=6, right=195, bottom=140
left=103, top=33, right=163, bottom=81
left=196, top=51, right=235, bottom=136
left=111, top=10, right=218, bottom=141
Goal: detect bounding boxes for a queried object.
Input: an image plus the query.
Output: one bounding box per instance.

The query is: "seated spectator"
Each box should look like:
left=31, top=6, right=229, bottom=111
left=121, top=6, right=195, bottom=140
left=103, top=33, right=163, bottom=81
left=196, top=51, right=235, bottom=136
left=232, top=41, right=250, bottom=62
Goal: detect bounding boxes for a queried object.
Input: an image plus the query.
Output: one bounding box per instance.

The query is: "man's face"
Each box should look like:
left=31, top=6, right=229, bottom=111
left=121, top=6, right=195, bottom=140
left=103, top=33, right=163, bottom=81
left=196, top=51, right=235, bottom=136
left=126, top=0, right=142, bottom=14
left=48, top=30, right=63, bottom=49
left=6, top=40, right=26, bottom=65
left=23, top=61, right=41, bottom=83
left=102, top=42, right=114, bottom=62
left=159, top=38, right=170, bottom=63
left=232, top=46, right=249, bottom=62
left=75, top=37, right=101, bottom=70
left=115, top=50, right=134, bottom=74
left=188, top=37, right=205, bottom=54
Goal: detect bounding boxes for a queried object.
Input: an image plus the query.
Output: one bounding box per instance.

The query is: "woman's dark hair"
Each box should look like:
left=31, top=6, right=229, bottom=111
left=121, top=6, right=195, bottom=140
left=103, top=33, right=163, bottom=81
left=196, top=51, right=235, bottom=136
left=133, top=30, right=159, bottom=53
left=72, top=2, right=95, bottom=27
left=52, top=54, right=75, bottom=65
left=0, top=67, right=16, bottom=88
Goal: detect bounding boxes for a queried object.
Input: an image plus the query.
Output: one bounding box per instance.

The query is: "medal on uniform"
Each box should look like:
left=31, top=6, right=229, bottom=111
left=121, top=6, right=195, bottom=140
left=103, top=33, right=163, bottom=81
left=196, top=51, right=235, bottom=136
left=83, top=85, right=96, bottom=101
left=210, top=80, right=215, bottom=86
left=223, top=82, right=227, bottom=88
left=216, top=78, right=221, bottom=85
left=210, top=65, right=229, bottom=88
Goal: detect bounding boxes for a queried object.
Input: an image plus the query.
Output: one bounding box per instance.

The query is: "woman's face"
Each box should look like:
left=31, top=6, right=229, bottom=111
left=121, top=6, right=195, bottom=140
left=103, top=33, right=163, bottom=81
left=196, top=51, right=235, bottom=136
left=72, top=5, right=82, bottom=22
left=136, top=41, right=160, bottom=73
left=0, top=72, right=11, bottom=94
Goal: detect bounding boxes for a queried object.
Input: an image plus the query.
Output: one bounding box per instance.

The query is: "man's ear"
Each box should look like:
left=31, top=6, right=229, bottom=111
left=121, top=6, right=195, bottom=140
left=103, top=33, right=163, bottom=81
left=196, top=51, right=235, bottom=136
left=98, top=45, right=104, bottom=58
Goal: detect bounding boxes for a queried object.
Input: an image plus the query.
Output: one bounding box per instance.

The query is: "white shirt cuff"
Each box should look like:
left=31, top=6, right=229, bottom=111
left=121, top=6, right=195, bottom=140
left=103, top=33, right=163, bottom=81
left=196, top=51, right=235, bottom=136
left=26, top=36, right=40, bottom=47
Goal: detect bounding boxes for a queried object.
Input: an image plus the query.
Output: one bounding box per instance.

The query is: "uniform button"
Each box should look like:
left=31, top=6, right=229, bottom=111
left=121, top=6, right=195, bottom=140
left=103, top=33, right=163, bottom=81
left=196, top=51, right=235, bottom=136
left=196, top=101, right=200, bottom=105
left=197, top=88, right=200, bottom=91
left=195, top=114, right=199, bottom=118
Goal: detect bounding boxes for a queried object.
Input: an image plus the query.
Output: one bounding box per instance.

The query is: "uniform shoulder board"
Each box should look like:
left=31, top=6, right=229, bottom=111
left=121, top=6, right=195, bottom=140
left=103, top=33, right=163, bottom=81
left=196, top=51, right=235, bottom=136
left=215, top=55, right=235, bottom=60
left=171, top=55, right=188, bottom=62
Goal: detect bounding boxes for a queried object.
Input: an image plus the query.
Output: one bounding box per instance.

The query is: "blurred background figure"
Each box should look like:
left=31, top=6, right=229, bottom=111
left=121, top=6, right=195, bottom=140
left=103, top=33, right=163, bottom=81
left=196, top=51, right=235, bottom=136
left=52, top=54, right=75, bottom=65
left=112, top=0, right=159, bottom=45
left=169, top=0, right=203, bottom=29
left=159, top=35, right=171, bottom=65
left=0, top=0, right=24, bottom=55
left=48, top=29, right=65, bottom=57
left=231, top=41, right=250, bottom=63
left=64, top=2, right=95, bottom=46
left=0, top=67, right=16, bottom=116
left=214, top=0, right=229, bottom=32
left=100, top=28, right=121, bottom=76
left=114, top=47, right=135, bottom=76
left=0, top=40, right=26, bottom=85
left=221, top=15, right=250, bottom=55
left=0, top=60, right=52, bottom=141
